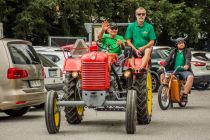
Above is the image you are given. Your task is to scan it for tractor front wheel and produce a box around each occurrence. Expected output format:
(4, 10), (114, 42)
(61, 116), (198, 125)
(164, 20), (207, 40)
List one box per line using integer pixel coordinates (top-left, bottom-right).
(125, 90), (137, 134)
(45, 90), (61, 134)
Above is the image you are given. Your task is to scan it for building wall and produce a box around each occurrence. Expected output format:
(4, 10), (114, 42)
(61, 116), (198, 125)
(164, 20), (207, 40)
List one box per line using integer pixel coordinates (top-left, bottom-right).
(0, 23), (3, 38)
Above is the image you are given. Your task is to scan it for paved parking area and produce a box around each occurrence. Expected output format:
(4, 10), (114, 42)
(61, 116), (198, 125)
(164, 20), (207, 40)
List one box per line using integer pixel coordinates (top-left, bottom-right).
(0, 89), (210, 140)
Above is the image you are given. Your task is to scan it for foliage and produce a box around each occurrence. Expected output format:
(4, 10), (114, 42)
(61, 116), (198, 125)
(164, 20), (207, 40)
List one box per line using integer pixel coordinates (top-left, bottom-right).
(0, 0), (207, 48)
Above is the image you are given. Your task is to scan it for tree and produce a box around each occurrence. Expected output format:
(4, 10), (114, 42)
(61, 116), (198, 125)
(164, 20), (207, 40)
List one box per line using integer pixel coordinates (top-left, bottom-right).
(0, 0), (204, 48)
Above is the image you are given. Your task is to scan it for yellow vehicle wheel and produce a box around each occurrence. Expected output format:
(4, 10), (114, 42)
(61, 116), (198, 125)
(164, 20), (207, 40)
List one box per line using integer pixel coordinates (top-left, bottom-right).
(63, 73), (84, 124)
(147, 72), (153, 117)
(45, 90), (61, 134)
(134, 72), (152, 124)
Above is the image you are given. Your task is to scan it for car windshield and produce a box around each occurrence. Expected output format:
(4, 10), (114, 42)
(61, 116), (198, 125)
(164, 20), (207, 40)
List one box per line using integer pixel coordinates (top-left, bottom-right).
(42, 54), (60, 63)
(161, 49), (170, 58)
(37, 53), (57, 67)
(152, 47), (170, 59)
(193, 53), (210, 61)
(8, 43), (41, 64)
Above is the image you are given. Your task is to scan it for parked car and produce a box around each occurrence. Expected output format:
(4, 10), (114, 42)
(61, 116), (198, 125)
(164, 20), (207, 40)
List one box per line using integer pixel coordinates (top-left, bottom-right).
(0, 39), (46, 117)
(33, 46), (68, 70)
(151, 46), (171, 92)
(37, 53), (63, 91)
(191, 51), (210, 90)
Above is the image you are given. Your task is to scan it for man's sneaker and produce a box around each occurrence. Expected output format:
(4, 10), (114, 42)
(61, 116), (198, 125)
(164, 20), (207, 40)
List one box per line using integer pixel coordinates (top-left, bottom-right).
(181, 94), (188, 102)
(139, 68), (147, 73)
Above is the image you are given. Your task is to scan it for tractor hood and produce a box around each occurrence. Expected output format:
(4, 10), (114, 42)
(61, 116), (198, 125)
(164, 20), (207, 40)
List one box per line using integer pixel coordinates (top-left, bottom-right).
(81, 51), (108, 62)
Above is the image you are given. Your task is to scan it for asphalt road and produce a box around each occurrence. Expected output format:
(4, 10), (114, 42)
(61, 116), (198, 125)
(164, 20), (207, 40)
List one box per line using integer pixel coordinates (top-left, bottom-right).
(0, 89), (210, 140)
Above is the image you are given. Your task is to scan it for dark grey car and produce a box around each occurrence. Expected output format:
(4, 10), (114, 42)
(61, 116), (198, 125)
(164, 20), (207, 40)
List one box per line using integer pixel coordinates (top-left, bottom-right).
(151, 46), (171, 92)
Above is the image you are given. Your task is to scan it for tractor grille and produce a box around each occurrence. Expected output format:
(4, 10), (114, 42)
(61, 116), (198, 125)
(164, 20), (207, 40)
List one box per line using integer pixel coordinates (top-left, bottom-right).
(81, 62), (109, 90)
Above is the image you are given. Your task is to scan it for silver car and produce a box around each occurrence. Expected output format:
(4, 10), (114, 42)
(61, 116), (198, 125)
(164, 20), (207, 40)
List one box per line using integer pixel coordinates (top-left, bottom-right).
(0, 39), (46, 117)
(191, 51), (210, 90)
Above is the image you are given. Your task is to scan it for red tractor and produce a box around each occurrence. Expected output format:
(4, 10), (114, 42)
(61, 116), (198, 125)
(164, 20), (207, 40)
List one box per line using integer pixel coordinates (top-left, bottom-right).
(45, 38), (153, 134)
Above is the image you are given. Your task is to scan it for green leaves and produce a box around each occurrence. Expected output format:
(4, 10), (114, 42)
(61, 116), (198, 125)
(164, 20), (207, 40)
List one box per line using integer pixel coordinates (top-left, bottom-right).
(0, 0), (206, 47)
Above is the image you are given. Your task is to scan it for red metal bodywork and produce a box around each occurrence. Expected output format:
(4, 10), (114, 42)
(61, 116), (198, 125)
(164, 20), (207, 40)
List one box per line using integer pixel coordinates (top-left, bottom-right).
(62, 44), (151, 91)
(63, 58), (81, 72)
(124, 58), (150, 71)
(134, 58), (143, 70)
(81, 51), (110, 90)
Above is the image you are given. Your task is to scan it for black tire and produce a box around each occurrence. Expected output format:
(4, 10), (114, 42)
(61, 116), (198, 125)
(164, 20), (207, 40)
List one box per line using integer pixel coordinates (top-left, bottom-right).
(158, 85), (170, 110)
(63, 73), (84, 124)
(125, 90), (137, 134)
(178, 101), (187, 107)
(134, 72), (152, 124)
(4, 107), (30, 117)
(193, 83), (209, 90)
(45, 90), (61, 134)
(34, 103), (45, 109)
(151, 73), (160, 92)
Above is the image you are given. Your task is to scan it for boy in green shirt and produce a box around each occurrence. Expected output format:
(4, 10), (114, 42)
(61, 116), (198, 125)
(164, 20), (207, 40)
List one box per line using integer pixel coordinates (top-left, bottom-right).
(98, 21), (125, 69)
(98, 20), (125, 56)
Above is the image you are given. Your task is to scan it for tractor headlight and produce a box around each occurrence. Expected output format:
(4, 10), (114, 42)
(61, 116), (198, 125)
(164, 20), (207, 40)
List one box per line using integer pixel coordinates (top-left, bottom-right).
(124, 70), (131, 78)
(90, 54), (96, 60)
(72, 72), (78, 78)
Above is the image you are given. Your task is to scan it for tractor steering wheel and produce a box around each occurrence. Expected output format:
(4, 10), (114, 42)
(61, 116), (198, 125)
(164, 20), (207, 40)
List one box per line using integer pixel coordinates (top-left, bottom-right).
(96, 38), (120, 52)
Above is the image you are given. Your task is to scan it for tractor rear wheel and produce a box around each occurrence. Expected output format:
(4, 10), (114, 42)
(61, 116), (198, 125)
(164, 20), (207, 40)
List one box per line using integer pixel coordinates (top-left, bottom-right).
(125, 90), (137, 134)
(63, 73), (84, 124)
(133, 72), (152, 124)
(45, 90), (61, 134)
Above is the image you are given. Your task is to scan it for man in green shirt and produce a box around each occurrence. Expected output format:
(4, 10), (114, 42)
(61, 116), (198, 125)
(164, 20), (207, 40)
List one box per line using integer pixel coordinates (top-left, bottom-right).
(98, 20), (125, 56)
(124, 7), (156, 71)
(160, 38), (194, 102)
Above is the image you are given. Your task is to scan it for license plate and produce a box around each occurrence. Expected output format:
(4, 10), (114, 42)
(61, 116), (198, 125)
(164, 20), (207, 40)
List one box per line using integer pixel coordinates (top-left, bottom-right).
(30, 80), (41, 88)
(206, 66), (210, 70)
(49, 70), (57, 77)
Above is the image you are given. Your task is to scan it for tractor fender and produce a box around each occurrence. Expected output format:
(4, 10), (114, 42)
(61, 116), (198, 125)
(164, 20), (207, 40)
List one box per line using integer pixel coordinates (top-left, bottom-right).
(63, 58), (81, 72)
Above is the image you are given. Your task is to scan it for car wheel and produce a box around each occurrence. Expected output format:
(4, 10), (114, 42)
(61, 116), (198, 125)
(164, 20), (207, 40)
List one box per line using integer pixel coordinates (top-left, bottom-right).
(4, 107), (30, 117)
(194, 83), (209, 90)
(34, 103), (45, 109)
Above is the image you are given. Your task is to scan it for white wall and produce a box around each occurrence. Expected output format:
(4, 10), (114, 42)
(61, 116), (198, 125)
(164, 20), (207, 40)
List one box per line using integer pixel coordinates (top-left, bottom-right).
(0, 23), (3, 38)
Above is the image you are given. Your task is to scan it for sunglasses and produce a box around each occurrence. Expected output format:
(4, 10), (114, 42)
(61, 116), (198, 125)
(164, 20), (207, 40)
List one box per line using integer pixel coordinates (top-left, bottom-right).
(110, 26), (118, 30)
(136, 13), (146, 16)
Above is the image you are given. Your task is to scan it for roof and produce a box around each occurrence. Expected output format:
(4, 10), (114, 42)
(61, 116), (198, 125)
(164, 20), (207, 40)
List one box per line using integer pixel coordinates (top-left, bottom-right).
(0, 38), (31, 45)
(153, 46), (171, 49)
(33, 46), (63, 51)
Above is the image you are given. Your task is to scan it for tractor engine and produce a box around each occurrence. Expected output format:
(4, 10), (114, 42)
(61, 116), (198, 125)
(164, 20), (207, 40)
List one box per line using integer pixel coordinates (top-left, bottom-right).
(81, 51), (110, 91)
(80, 51), (111, 107)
